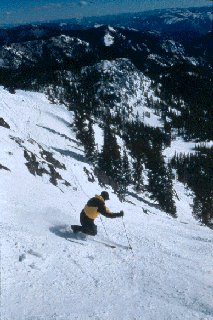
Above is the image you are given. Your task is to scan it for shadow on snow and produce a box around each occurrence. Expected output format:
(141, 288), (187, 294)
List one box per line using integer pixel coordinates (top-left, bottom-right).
(49, 224), (82, 240)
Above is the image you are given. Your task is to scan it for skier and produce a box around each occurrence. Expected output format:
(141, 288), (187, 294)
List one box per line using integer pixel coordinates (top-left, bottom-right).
(71, 191), (124, 236)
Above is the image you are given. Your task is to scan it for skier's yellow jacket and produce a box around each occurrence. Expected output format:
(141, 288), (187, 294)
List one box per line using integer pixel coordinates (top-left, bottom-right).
(84, 194), (111, 220)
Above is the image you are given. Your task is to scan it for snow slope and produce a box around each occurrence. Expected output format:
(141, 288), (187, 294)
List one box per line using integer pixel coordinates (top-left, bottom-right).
(0, 87), (213, 320)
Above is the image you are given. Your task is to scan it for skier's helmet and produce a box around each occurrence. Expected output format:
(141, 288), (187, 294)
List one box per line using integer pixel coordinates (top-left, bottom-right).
(101, 191), (109, 200)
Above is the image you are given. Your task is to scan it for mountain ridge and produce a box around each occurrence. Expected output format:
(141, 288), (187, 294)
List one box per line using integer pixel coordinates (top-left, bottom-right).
(1, 6), (211, 31)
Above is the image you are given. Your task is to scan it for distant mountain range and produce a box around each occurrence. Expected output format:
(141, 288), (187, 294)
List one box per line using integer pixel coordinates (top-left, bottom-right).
(79, 6), (212, 34)
(1, 6), (212, 32)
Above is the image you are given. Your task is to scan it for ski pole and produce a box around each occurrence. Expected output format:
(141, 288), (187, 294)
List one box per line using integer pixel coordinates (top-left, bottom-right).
(121, 217), (132, 251)
(100, 215), (110, 239)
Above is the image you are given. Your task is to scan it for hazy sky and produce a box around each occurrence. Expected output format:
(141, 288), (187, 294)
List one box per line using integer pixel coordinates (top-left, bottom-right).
(0, 0), (212, 25)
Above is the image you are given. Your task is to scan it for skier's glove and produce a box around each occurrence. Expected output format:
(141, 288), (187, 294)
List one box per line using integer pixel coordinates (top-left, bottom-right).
(110, 211), (124, 218)
(119, 210), (124, 217)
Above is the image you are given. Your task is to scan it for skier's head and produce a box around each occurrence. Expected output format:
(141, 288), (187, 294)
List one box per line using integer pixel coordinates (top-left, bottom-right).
(101, 191), (110, 201)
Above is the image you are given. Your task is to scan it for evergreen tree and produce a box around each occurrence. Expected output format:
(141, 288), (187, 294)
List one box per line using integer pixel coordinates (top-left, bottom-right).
(148, 152), (176, 216)
(171, 147), (213, 226)
(118, 149), (132, 200)
(98, 126), (122, 189)
(74, 111), (96, 163)
(84, 120), (96, 162)
(132, 156), (144, 192)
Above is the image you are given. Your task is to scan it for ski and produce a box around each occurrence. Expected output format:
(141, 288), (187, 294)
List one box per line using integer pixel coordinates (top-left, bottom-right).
(98, 239), (130, 250)
(67, 237), (116, 248)
(94, 238), (131, 250)
(66, 231), (129, 250)
(66, 231), (87, 246)
(66, 238), (86, 246)
(66, 234), (116, 248)
(91, 238), (116, 249)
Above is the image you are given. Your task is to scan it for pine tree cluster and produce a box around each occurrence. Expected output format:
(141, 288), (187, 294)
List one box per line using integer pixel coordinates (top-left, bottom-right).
(171, 147), (213, 227)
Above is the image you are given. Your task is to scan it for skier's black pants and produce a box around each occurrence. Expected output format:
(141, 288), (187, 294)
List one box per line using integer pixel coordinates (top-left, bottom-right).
(80, 210), (97, 236)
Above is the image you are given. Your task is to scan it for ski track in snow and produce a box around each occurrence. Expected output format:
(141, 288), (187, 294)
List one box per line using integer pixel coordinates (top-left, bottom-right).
(0, 87), (213, 320)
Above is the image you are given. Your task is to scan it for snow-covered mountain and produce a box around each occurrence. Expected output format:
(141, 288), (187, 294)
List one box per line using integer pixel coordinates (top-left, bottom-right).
(0, 8), (212, 223)
(0, 35), (91, 69)
(1, 87), (213, 320)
